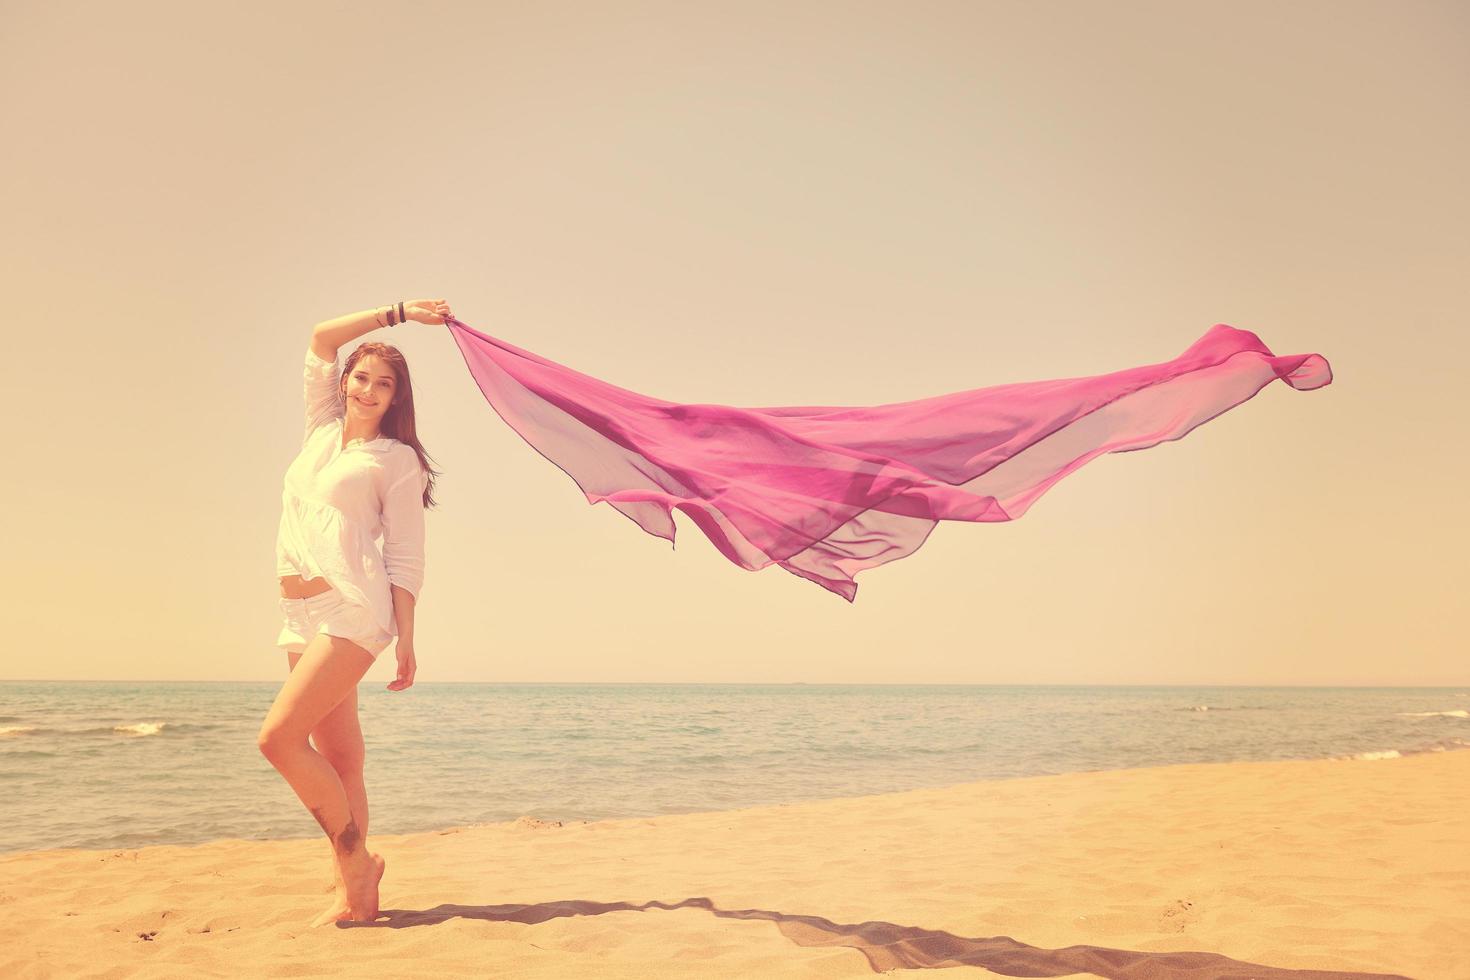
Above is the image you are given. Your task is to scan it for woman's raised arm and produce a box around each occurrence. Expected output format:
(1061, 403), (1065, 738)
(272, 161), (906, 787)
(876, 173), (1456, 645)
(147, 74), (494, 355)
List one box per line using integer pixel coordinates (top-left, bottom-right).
(312, 307), (393, 359)
(313, 299), (453, 358)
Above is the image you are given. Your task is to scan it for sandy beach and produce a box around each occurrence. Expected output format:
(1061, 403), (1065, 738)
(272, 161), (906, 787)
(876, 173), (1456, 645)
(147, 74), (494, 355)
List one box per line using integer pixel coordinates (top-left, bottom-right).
(5, 748), (1465, 979)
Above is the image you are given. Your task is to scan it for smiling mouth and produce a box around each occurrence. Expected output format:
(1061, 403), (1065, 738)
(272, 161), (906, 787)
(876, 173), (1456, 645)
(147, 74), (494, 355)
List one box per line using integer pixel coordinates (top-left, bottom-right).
(355, 398), (377, 407)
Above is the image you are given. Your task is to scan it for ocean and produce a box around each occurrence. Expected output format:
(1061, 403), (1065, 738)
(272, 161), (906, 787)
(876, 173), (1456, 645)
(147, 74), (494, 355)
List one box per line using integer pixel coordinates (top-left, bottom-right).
(2, 681), (1466, 855)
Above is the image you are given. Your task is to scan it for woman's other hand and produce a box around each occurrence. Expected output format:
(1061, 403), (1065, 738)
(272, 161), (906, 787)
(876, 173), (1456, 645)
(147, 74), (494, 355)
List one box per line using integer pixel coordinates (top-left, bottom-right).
(387, 639), (417, 692)
(405, 298), (453, 325)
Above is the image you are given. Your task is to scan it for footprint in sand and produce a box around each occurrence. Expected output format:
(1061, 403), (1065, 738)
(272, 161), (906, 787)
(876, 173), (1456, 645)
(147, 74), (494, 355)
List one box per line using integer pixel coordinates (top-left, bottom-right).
(1159, 898), (1197, 933)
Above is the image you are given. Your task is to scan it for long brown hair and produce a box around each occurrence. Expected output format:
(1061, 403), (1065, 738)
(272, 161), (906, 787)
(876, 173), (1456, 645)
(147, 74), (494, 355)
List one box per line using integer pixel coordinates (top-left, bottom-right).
(341, 341), (441, 509)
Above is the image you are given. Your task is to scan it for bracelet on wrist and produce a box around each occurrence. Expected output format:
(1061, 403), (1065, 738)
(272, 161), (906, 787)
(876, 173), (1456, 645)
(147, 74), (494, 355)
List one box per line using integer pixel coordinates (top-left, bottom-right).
(376, 301), (406, 329)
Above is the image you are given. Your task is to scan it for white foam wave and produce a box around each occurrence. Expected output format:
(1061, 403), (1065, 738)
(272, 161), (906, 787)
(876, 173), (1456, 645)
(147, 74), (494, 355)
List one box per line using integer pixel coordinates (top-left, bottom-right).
(1182, 705), (1260, 712)
(113, 722), (167, 737)
(1396, 710), (1469, 719)
(1332, 737), (1470, 762)
(0, 725), (37, 737)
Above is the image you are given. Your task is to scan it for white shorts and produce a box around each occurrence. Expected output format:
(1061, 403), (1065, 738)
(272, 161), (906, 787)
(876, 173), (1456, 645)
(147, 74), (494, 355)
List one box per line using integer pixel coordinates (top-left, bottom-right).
(276, 585), (393, 659)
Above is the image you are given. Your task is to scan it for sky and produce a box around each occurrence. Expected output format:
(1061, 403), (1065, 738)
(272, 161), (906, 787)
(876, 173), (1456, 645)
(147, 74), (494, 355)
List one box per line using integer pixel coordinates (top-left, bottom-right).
(1, 0), (1464, 684)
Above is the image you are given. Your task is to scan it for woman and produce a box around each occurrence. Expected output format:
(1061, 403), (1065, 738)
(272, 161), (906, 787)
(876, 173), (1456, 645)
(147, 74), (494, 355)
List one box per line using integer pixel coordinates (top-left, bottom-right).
(257, 299), (448, 926)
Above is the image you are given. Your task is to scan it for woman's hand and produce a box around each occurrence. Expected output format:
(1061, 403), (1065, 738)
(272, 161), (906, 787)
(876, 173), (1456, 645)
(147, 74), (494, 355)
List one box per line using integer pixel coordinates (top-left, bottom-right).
(404, 298), (454, 325)
(387, 638), (417, 692)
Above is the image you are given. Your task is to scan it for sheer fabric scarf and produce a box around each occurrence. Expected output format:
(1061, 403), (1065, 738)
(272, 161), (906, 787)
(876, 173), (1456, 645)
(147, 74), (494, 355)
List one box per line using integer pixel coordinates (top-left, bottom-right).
(446, 318), (1330, 602)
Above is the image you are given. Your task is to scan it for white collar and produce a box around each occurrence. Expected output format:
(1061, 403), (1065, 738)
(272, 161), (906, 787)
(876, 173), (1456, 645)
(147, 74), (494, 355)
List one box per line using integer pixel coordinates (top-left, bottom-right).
(332, 417), (398, 454)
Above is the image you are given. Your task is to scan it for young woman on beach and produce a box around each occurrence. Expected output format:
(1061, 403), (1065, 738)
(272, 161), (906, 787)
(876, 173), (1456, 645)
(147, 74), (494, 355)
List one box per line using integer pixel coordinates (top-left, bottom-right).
(257, 299), (448, 926)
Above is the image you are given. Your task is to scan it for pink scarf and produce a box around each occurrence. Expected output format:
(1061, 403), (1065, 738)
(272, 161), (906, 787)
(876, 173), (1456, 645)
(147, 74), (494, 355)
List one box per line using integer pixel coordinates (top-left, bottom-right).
(446, 319), (1331, 601)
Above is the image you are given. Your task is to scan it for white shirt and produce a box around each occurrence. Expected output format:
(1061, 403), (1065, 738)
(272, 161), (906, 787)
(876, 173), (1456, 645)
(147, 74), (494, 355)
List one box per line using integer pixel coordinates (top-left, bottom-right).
(275, 346), (427, 641)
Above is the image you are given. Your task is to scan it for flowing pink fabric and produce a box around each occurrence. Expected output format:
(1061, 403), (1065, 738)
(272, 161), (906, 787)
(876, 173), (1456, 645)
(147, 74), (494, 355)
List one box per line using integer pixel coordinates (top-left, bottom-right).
(446, 318), (1331, 601)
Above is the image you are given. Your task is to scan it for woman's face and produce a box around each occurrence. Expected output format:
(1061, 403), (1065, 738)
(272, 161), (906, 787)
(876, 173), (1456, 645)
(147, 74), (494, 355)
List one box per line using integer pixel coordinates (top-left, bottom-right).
(343, 355), (398, 427)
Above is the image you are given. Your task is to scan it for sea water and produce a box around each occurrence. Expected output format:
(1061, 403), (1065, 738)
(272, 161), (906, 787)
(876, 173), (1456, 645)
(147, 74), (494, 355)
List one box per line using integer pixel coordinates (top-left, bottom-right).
(1, 681), (1466, 854)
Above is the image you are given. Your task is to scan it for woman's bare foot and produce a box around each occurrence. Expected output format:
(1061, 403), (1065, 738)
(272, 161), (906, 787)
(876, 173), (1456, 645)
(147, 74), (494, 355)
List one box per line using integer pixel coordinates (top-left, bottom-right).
(311, 851), (385, 927)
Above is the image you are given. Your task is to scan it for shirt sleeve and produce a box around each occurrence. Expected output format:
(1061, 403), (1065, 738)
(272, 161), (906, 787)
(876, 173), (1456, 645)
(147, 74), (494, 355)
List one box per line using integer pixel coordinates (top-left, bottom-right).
(304, 346), (344, 441)
(381, 464), (427, 601)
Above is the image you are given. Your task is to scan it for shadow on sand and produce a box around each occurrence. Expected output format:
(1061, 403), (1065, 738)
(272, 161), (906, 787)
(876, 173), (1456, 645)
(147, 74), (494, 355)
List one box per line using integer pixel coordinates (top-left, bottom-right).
(334, 896), (1413, 979)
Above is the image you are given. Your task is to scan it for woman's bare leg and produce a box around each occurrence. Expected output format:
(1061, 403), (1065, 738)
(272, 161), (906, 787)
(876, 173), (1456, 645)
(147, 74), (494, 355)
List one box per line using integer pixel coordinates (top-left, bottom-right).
(288, 654), (370, 833)
(259, 633), (381, 922)
(288, 650), (378, 922)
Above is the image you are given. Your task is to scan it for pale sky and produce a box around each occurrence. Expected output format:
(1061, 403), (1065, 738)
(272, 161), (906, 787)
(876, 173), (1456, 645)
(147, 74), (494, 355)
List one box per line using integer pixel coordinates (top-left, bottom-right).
(2, 0), (1464, 684)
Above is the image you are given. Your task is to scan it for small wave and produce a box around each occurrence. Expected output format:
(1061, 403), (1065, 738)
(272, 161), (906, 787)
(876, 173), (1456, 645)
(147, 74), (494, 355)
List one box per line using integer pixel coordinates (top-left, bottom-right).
(1396, 710), (1468, 719)
(1178, 705), (1269, 712)
(0, 723), (184, 739)
(49, 722), (174, 737)
(1407, 737), (1470, 754)
(113, 722), (168, 737)
(1331, 737), (1470, 762)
